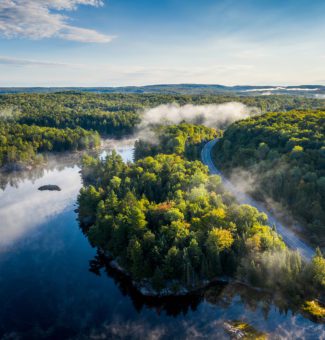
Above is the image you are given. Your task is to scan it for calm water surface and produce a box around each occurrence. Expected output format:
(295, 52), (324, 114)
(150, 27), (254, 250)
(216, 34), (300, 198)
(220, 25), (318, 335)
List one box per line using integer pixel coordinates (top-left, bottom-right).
(0, 144), (323, 339)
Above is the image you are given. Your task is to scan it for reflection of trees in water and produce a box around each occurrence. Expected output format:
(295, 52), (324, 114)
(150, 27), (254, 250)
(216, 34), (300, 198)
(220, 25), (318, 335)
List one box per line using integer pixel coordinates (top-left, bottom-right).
(0, 150), (92, 190)
(0, 141), (132, 191)
(89, 251), (203, 316)
(205, 281), (302, 320)
(89, 250), (303, 319)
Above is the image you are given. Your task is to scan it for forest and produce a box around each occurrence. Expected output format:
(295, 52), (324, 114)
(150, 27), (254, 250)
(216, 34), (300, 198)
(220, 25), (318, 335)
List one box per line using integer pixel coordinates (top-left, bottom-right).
(78, 123), (324, 305)
(134, 123), (221, 161)
(1, 92), (324, 127)
(1, 92), (324, 169)
(0, 121), (100, 169)
(213, 110), (325, 246)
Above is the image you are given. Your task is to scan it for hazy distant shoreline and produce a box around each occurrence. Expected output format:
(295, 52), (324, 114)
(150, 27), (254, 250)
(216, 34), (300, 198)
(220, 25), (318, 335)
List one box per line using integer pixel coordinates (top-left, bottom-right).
(1, 84), (325, 96)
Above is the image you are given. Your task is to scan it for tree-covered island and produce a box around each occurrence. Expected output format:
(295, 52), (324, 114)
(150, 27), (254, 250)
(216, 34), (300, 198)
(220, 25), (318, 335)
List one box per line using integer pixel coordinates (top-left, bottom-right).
(78, 123), (325, 306)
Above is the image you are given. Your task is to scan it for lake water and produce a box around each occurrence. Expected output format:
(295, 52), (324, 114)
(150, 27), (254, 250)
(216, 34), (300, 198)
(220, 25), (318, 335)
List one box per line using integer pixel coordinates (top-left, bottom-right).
(0, 143), (324, 339)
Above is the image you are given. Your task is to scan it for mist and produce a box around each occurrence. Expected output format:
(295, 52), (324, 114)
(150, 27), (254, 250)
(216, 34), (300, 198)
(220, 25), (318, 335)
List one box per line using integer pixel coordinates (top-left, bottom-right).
(244, 87), (320, 92)
(139, 102), (259, 130)
(0, 105), (17, 118)
(228, 166), (305, 234)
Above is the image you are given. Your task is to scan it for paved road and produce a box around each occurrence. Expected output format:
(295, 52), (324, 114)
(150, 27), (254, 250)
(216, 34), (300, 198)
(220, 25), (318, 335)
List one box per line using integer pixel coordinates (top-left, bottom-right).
(201, 139), (315, 261)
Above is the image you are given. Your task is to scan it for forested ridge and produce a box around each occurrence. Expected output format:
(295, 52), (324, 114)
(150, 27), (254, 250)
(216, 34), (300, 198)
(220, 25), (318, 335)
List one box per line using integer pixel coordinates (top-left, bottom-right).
(213, 110), (325, 246)
(78, 123), (325, 306)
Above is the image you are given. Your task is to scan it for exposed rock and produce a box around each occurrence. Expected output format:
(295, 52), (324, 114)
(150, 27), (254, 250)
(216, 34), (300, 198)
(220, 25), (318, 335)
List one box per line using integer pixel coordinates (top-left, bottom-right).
(38, 185), (61, 191)
(102, 250), (229, 297)
(224, 322), (245, 339)
(224, 321), (267, 339)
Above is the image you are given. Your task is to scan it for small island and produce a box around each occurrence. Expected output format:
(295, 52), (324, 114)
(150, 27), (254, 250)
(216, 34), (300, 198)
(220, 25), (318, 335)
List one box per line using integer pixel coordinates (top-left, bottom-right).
(38, 185), (61, 191)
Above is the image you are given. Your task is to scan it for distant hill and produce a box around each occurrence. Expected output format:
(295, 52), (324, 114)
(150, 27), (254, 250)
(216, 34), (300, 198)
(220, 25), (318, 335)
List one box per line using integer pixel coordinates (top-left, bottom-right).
(0, 84), (325, 97)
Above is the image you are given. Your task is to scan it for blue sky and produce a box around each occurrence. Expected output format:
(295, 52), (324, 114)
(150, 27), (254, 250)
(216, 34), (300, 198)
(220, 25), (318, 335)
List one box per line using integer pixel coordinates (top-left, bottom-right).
(0, 0), (325, 86)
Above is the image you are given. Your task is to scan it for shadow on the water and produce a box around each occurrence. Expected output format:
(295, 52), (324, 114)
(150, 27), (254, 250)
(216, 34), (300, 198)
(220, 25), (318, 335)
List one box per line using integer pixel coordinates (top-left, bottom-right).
(87, 250), (304, 320)
(89, 251), (205, 316)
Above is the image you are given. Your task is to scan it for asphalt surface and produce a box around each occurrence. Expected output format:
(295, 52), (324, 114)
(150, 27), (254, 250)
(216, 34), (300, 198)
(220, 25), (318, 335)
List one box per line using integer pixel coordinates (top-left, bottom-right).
(201, 139), (315, 261)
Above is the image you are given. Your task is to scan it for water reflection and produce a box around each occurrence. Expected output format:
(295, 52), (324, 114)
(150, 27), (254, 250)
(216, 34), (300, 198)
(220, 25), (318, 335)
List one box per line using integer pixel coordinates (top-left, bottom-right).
(89, 251), (203, 317)
(0, 142), (133, 249)
(85, 250), (325, 339)
(0, 152), (83, 191)
(0, 141), (134, 191)
(0, 166), (81, 248)
(88, 250), (293, 319)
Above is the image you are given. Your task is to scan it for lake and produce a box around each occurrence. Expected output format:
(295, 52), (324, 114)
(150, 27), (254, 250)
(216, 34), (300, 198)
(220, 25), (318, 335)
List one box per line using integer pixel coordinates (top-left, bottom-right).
(0, 142), (323, 339)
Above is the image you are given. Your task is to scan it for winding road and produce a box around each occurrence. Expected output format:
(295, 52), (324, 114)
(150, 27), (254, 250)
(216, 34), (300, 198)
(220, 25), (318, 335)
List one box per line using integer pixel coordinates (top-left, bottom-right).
(201, 139), (315, 261)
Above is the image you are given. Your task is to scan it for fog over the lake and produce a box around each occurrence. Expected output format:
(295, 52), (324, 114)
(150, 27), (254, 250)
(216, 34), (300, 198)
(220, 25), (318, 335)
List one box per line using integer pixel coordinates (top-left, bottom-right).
(0, 166), (81, 248)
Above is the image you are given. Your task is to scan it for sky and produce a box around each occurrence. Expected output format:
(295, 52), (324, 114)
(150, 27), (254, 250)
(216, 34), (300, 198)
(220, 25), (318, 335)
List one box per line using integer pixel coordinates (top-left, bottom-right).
(0, 0), (325, 87)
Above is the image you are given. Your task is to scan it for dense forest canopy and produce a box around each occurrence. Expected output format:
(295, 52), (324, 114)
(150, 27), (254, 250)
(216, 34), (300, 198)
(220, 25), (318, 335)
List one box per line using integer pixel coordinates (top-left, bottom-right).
(134, 123), (221, 161)
(0, 92), (323, 169)
(213, 110), (325, 246)
(0, 93), (141, 136)
(78, 123), (324, 302)
(79, 146), (283, 291)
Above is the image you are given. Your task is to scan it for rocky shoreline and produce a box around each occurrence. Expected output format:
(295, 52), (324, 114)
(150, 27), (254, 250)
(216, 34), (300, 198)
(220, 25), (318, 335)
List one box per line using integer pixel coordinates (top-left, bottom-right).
(104, 251), (230, 297)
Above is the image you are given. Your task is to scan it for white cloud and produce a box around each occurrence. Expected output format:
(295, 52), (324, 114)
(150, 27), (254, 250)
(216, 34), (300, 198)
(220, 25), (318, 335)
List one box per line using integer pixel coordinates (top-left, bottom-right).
(0, 59), (256, 86)
(0, 166), (82, 248)
(0, 55), (75, 66)
(0, 55), (324, 87)
(41, 1), (104, 10)
(0, 0), (113, 43)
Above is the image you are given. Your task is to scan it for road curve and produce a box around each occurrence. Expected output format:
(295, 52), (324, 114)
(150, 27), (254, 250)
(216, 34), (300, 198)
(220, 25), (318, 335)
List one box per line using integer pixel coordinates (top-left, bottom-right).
(201, 139), (315, 261)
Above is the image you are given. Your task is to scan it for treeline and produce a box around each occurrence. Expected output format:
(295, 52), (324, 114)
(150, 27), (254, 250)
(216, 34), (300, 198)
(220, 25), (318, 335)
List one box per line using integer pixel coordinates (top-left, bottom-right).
(78, 123), (324, 304)
(134, 123), (221, 161)
(0, 121), (100, 168)
(213, 110), (325, 246)
(0, 93), (141, 136)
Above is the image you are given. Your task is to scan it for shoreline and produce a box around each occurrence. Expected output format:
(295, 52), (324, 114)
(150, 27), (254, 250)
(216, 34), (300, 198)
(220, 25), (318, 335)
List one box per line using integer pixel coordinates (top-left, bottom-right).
(102, 249), (230, 297)
(0, 137), (136, 175)
(101, 250), (325, 323)
(99, 249), (271, 298)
